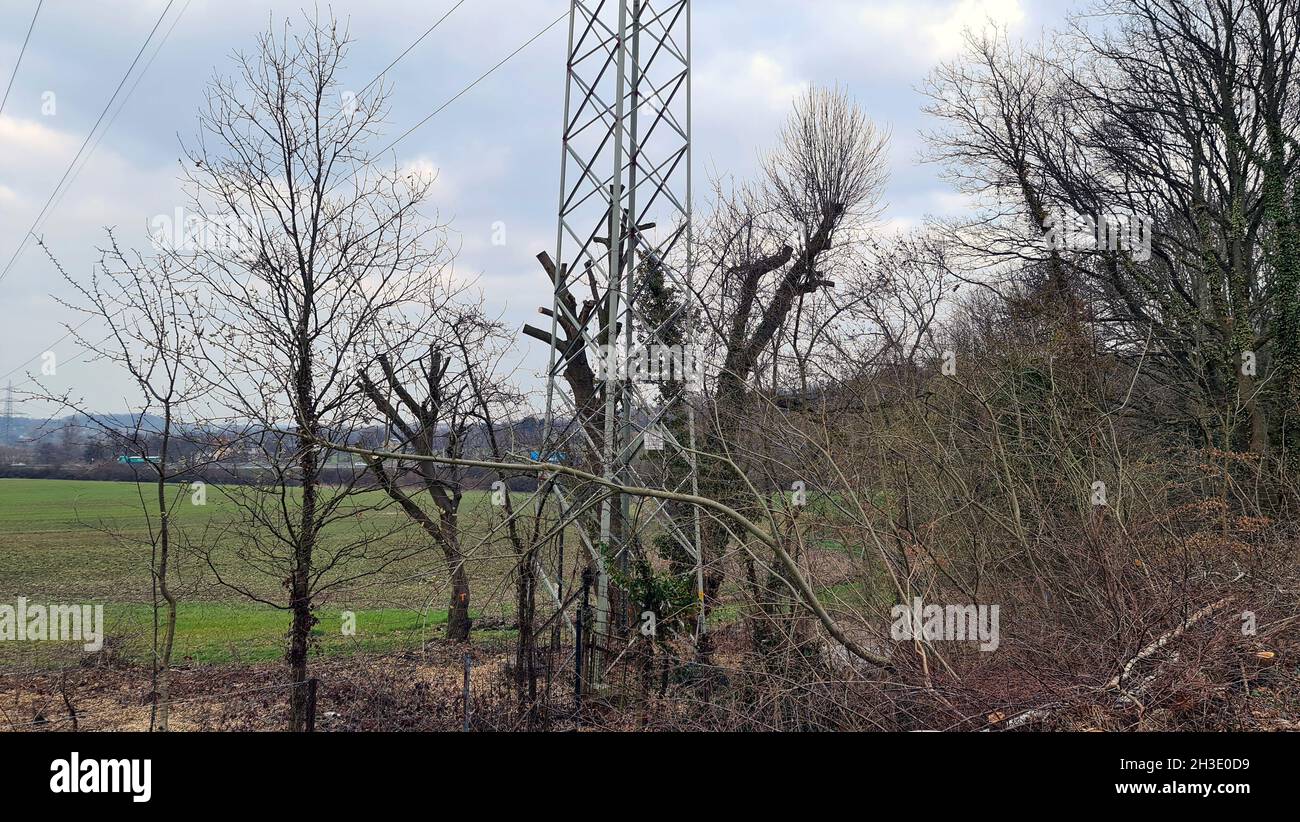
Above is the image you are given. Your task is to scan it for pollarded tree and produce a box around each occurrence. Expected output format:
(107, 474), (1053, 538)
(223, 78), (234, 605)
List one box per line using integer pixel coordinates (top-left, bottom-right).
(693, 86), (890, 641)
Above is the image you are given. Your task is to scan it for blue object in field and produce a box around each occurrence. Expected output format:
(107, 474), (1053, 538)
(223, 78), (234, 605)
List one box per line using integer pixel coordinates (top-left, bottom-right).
(117, 455), (161, 464)
(529, 451), (566, 464)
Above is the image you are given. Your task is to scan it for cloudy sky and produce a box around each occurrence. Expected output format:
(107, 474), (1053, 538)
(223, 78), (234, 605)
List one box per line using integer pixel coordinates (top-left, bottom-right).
(0, 0), (1074, 416)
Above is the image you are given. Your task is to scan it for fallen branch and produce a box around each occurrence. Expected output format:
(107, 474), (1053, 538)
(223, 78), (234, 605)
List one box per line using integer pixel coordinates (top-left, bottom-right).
(1104, 596), (1235, 692)
(991, 596), (1237, 731)
(310, 436), (893, 668)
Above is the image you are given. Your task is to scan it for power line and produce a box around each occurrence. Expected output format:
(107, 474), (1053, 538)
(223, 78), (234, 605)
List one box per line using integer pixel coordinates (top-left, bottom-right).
(0, 0), (42, 119)
(42, 0), (193, 229)
(375, 10), (568, 158)
(9, 0), (453, 290)
(0, 330), (114, 402)
(0, 0), (177, 289)
(0, 0), (189, 395)
(0, 6), (568, 396)
(0, 0), (458, 384)
(0, 316), (98, 385)
(359, 0), (466, 98)
(0, 0), (192, 394)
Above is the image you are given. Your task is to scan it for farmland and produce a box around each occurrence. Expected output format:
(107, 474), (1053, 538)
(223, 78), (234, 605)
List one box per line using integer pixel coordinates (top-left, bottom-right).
(0, 478), (521, 667)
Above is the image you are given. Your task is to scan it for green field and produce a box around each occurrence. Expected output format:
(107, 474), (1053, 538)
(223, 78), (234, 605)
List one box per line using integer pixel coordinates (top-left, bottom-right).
(0, 478), (523, 667)
(0, 478), (881, 670)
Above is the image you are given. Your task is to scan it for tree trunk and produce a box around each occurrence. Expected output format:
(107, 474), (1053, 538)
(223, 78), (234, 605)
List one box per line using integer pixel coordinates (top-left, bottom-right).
(439, 511), (471, 642)
(287, 578), (314, 731)
(447, 562), (472, 642)
(156, 513), (177, 732)
(289, 381), (319, 730)
(515, 549), (537, 719)
(154, 410), (178, 732)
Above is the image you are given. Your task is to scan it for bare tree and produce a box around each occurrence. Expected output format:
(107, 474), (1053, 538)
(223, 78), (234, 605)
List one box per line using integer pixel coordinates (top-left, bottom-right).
(923, 3), (1300, 456)
(360, 290), (557, 714)
(36, 234), (210, 731)
(176, 13), (447, 730)
(693, 86), (890, 643)
(356, 297), (479, 642)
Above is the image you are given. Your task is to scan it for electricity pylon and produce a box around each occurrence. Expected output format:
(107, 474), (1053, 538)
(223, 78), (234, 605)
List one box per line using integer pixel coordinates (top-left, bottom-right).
(2, 381), (13, 444)
(533, 0), (700, 684)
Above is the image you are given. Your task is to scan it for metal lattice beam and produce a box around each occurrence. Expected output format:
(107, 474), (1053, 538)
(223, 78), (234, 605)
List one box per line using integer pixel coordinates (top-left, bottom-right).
(537, 0), (699, 680)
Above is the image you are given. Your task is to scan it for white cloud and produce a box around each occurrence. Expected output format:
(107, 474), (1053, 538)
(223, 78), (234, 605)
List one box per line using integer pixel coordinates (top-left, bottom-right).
(0, 115), (80, 165)
(858, 0), (1026, 61)
(691, 49), (806, 182)
(402, 156), (444, 192)
(745, 53), (805, 111)
(927, 0), (1026, 56)
(876, 216), (918, 236)
(0, 184), (19, 207)
(1, 0), (1066, 414)
(697, 49), (804, 116)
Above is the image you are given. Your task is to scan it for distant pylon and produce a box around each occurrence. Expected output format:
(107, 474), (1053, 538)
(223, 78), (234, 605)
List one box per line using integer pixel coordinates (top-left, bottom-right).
(532, 0), (699, 683)
(2, 381), (13, 444)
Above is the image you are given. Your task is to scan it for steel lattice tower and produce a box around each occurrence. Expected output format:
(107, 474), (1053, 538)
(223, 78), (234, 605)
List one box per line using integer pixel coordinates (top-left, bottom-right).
(536, 0), (700, 678)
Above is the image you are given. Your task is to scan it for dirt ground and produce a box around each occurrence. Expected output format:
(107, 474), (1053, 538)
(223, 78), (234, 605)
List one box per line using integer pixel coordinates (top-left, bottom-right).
(0, 640), (525, 732)
(3, 621), (1296, 732)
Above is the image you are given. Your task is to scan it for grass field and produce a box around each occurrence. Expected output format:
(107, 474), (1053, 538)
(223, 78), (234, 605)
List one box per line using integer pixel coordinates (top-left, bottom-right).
(0, 478), (522, 668)
(0, 478), (878, 671)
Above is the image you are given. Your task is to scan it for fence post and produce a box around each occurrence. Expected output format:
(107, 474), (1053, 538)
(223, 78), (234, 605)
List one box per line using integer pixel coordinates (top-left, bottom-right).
(575, 567), (592, 715)
(462, 652), (472, 732)
(305, 678), (318, 732)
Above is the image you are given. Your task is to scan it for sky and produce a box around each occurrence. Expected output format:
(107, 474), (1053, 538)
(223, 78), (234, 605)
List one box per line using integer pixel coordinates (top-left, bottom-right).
(0, 0), (1077, 417)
